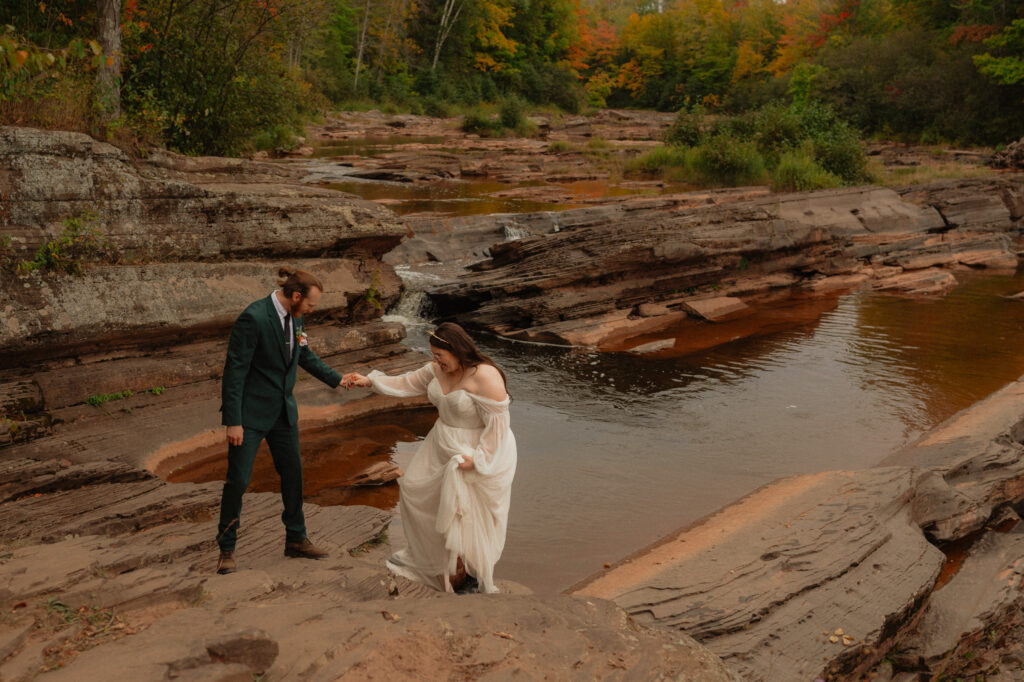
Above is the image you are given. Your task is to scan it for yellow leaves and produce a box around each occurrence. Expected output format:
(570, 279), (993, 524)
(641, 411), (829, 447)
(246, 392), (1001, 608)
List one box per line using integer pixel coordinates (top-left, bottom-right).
(732, 41), (766, 82)
(823, 628), (856, 646)
(474, 53), (500, 72)
(465, 0), (518, 70)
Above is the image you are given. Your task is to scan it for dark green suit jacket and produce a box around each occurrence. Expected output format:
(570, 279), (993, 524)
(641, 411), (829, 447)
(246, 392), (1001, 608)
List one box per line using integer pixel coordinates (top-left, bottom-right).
(221, 296), (342, 430)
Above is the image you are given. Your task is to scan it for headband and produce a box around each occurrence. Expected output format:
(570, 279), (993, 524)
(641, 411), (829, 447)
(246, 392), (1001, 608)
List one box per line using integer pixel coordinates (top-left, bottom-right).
(429, 331), (452, 347)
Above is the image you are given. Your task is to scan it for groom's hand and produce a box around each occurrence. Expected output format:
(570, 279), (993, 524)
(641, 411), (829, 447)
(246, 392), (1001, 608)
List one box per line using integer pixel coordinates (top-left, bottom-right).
(341, 372), (371, 389)
(226, 425), (244, 446)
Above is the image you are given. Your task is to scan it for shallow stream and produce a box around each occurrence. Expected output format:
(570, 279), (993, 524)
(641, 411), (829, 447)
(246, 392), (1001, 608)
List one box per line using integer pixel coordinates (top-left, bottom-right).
(399, 270), (1024, 591)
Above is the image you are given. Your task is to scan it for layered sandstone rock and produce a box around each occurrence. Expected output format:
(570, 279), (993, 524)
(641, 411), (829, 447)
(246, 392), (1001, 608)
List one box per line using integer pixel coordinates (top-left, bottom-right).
(0, 126), (412, 454)
(428, 178), (1024, 350)
(574, 374), (1024, 682)
(0, 458), (740, 681)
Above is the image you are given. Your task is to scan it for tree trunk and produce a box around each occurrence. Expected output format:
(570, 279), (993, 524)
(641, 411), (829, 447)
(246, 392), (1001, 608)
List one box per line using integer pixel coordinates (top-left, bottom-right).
(374, 0), (397, 86)
(431, 0), (463, 72)
(353, 0), (372, 91)
(95, 0), (122, 124)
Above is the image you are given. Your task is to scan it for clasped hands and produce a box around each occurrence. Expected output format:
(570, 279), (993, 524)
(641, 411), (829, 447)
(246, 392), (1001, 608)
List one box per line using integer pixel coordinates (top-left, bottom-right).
(340, 372), (371, 389)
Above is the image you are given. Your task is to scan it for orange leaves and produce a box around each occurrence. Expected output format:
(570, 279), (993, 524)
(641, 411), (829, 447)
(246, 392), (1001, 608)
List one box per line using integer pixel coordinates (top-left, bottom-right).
(949, 24), (1000, 45)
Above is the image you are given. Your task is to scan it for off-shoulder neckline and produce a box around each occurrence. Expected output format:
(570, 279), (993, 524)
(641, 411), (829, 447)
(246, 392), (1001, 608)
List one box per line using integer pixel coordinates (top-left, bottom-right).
(427, 364), (509, 403)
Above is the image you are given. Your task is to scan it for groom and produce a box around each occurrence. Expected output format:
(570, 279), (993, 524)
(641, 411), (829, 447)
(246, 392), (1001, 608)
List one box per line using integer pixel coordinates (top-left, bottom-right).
(216, 267), (343, 574)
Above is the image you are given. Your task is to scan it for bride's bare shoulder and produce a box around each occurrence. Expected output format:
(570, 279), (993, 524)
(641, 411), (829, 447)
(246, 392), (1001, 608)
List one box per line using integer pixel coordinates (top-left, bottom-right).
(469, 363), (507, 401)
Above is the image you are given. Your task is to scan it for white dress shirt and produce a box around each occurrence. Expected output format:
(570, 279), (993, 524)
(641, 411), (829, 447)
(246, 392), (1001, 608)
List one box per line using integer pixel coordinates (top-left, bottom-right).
(270, 291), (293, 357)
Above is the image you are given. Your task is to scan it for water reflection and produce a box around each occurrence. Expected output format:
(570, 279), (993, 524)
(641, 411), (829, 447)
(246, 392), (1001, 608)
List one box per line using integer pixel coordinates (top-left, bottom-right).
(848, 272), (1024, 425)
(467, 269), (1024, 592)
(325, 179), (568, 216)
(168, 269), (1024, 593)
(165, 410), (437, 509)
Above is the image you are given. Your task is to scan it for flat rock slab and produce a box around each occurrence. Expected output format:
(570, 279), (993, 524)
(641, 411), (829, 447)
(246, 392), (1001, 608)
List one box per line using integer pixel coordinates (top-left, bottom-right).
(771, 186), (945, 236)
(682, 296), (750, 321)
(39, 594), (740, 682)
(575, 468), (946, 681)
(0, 459), (739, 682)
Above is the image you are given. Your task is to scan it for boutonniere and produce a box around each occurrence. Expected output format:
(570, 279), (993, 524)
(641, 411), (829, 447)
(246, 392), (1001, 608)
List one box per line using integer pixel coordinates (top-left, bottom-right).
(296, 329), (308, 347)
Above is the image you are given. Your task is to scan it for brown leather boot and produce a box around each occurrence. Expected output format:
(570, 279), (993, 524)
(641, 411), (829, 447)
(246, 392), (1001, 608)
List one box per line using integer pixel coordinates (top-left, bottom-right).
(216, 550), (237, 574)
(284, 538), (329, 559)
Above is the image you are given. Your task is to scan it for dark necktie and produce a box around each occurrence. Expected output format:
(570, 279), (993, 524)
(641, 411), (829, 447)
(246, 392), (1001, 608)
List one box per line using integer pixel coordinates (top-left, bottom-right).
(284, 314), (292, 357)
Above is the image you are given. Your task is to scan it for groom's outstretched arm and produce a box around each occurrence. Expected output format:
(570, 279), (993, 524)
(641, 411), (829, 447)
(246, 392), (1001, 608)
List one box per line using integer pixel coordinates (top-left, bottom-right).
(298, 345), (342, 388)
(221, 310), (258, 426)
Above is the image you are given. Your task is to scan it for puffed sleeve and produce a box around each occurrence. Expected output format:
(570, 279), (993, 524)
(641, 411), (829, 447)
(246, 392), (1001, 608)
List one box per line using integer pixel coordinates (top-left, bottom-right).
(466, 395), (517, 478)
(366, 362), (435, 397)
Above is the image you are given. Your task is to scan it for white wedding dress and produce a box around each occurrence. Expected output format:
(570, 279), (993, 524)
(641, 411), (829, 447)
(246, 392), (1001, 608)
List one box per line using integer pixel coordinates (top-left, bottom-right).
(367, 362), (517, 594)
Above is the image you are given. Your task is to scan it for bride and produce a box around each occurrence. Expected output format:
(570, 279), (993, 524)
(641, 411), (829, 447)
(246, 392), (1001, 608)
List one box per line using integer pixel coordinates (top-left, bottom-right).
(342, 322), (516, 594)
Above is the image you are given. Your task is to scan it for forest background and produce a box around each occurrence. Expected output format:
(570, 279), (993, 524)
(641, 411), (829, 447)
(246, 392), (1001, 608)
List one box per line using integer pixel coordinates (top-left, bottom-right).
(1, 0), (1022, 160)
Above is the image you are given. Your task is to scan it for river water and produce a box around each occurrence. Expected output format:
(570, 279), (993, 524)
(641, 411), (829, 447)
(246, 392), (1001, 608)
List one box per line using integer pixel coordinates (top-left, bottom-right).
(387, 270), (1024, 592)
(168, 143), (1024, 592)
(168, 268), (1024, 592)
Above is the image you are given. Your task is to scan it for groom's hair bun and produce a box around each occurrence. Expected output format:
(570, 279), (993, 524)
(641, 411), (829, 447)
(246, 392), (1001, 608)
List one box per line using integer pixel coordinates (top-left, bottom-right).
(277, 267), (325, 298)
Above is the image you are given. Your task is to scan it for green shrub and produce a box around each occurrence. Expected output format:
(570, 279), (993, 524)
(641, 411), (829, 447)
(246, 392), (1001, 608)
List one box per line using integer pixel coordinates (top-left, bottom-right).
(251, 124), (302, 154)
(499, 97), (526, 130)
(625, 146), (689, 174)
(811, 123), (867, 183)
(752, 102), (806, 155)
(664, 106), (706, 147)
(688, 135), (767, 186)
(461, 109), (501, 136)
(771, 151), (843, 191)
(548, 140), (577, 153)
(86, 390), (134, 407)
(21, 212), (112, 275)
(422, 96), (452, 118)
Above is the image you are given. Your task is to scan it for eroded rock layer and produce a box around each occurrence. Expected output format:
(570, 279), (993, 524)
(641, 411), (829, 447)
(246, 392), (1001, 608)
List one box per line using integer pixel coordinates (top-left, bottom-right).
(0, 126), (411, 454)
(574, 374), (1024, 681)
(429, 178), (1024, 350)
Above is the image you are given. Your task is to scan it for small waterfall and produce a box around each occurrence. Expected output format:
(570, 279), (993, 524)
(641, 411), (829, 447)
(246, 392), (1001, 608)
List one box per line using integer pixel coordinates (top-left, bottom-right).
(383, 265), (440, 348)
(386, 289), (430, 323)
(503, 221), (531, 241)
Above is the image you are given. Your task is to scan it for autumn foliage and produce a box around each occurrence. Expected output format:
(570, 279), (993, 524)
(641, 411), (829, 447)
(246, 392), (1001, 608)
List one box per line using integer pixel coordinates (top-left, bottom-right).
(1, 0), (1022, 152)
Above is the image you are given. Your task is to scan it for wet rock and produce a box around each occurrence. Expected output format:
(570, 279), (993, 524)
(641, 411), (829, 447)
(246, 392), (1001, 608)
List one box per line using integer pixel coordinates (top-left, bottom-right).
(682, 297), (750, 321)
(427, 178), (1022, 350)
(894, 529), (1024, 679)
(629, 338), (676, 354)
(873, 268), (958, 296)
(343, 461), (402, 487)
(574, 373), (1024, 682)
(576, 467), (945, 682)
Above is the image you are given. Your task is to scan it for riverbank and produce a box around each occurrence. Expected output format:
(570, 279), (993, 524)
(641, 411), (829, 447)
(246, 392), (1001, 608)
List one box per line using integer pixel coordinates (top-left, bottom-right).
(572, 374), (1024, 681)
(3, 120), (1024, 680)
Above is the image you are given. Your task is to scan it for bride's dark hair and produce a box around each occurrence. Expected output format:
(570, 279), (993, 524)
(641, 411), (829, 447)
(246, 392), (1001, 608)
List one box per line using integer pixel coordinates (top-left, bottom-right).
(429, 322), (507, 390)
